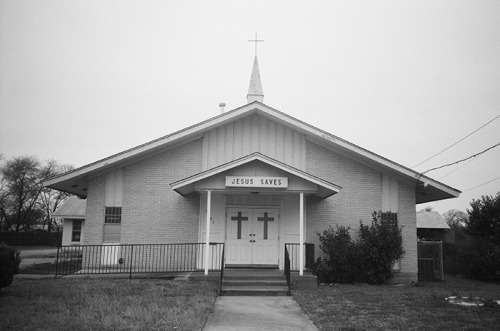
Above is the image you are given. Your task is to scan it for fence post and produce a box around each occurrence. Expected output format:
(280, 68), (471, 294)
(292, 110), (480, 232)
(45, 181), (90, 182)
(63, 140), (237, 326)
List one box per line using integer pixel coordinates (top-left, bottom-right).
(129, 245), (134, 279)
(55, 246), (60, 278)
(440, 241), (444, 281)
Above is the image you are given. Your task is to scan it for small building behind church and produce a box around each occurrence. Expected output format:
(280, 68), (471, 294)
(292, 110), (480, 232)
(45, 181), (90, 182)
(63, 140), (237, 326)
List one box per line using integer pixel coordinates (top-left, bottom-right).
(45, 56), (460, 283)
(417, 210), (454, 243)
(52, 196), (86, 246)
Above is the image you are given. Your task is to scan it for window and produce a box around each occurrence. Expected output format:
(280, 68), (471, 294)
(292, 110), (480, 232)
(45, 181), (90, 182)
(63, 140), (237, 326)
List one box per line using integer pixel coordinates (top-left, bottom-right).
(72, 220), (82, 242)
(105, 207), (122, 224)
(382, 212), (398, 228)
(103, 207), (121, 243)
(381, 212), (400, 270)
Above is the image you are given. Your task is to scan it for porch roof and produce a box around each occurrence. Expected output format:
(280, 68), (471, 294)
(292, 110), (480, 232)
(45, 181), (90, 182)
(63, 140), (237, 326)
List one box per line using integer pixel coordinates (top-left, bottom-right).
(170, 152), (342, 198)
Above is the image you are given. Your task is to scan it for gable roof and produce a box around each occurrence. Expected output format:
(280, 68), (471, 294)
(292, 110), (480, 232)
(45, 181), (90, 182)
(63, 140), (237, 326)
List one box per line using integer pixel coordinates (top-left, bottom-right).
(52, 196), (86, 219)
(171, 152), (341, 198)
(44, 101), (460, 203)
(417, 211), (450, 229)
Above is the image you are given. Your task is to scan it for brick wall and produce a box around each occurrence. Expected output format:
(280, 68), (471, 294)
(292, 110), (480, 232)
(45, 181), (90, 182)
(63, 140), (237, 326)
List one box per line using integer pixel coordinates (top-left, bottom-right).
(121, 139), (203, 244)
(305, 141), (381, 245)
(398, 181), (417, 273)
(83, 176), (106, 245)
(84, 139), (203, 246)
(305, 140), (417, 277)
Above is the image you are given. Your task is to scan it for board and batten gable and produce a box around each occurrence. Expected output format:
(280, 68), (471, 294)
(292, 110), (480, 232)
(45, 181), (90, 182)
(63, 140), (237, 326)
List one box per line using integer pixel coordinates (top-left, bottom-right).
(202, 113), (307, 170)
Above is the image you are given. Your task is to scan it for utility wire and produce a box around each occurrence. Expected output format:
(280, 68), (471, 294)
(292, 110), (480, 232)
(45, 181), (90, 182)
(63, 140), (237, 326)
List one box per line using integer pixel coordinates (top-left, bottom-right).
(413, 113), (500, 168)
(464, 176), (500, 193)
(420, 141), (500, 176)
(438, 157), (479, 180)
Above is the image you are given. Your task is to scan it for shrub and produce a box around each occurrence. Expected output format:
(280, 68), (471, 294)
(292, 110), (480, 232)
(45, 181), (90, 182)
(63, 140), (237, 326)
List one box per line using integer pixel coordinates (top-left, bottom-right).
(313, 211), (404, 284)
(314, 225), (357, 283)
(444, 236), (500, 282)
(355, 212), (405, 284)
(0, 242), (21, 291)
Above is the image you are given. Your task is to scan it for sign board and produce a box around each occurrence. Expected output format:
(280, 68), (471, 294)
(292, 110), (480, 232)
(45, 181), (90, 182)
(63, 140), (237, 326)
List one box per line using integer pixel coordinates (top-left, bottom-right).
(225, 176), (288, 188)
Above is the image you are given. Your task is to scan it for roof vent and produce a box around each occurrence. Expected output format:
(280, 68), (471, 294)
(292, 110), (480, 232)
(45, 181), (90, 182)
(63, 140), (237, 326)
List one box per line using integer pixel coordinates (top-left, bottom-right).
(219, 102), (226, 114)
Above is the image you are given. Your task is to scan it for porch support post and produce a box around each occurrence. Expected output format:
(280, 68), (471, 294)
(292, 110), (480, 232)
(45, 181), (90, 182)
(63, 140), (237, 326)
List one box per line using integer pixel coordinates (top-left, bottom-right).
(299, 192), (304, 276)
(205, 190), (212, 275)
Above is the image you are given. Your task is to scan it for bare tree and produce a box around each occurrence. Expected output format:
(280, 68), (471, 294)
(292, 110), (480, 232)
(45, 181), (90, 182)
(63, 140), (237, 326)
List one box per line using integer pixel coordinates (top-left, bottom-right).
(0, 156), (42, 231)
(418, 206), (435, 212)
(38, 161), (73, 232)
(0, 156), (72, 232)
(443, 209), (468, 229)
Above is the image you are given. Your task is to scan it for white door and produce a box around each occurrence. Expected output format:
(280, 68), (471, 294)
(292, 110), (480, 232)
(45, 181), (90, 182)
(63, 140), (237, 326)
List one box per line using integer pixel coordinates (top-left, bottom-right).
(226, 209), (253, 265)
(226, 208), (279, 266)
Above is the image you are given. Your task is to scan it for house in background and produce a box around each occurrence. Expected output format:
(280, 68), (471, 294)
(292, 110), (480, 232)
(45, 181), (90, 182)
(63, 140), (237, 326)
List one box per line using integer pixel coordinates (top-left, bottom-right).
(44, 56), (461, 283)
(417, 211), (454, 243)
(53, 196), (86, 246)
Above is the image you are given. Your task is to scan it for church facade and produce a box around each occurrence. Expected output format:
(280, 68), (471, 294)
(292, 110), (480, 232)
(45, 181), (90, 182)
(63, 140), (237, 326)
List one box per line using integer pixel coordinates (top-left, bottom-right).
(46, 57), (460, 282)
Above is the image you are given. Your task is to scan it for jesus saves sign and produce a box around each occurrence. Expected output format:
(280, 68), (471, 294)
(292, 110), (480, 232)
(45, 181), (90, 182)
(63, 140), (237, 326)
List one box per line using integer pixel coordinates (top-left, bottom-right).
(225, 176), (288, 188)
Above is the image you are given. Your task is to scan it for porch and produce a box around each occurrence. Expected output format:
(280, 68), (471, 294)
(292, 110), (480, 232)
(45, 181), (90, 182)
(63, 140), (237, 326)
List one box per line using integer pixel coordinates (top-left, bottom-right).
(54, 242), (317, 290)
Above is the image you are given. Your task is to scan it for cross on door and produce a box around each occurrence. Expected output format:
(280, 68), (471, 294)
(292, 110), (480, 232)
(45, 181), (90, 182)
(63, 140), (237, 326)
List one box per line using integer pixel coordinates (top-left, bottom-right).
(257, 212), (274, 240)
(231, 211), (248, 239)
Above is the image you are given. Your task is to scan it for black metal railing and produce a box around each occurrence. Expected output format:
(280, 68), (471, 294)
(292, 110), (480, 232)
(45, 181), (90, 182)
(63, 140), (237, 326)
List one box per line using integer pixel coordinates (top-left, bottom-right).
(284, 245), (291, 290)
(219, 244), (225, 294)
(55, 243), (224, 277)
(284, 243), (315, 271)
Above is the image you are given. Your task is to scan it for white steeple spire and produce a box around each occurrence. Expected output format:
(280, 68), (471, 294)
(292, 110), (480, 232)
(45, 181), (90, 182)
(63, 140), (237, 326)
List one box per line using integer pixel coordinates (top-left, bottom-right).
(247, 56), (264, 103)
(247, 34), (264, 103)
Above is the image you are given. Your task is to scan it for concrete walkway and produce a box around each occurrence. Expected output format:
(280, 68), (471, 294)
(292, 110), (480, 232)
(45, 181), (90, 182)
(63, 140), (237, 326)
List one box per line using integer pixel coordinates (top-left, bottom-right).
(203, 296), (318, 331)
(17, 247), (58, 267)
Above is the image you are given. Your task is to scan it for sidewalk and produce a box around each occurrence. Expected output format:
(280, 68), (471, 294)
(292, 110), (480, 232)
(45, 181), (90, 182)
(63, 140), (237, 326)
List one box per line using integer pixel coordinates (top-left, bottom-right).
(203, 296), (318, 331)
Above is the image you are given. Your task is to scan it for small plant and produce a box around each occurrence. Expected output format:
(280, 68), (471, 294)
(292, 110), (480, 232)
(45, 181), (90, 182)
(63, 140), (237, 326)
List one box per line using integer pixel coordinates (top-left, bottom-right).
(0, 242), (21, 292)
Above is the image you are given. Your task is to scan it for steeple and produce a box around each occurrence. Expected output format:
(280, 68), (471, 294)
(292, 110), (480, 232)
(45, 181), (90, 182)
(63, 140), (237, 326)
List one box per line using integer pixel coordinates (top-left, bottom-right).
(247, 56), (264, 103)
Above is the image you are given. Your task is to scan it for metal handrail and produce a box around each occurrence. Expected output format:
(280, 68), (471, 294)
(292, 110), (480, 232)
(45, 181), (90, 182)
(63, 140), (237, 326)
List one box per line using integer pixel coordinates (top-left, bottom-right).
(219, 244), (225, 294)
(55, 243), (225, 276)
(284, 245), (291, 291)
(284, 243), (315, 271)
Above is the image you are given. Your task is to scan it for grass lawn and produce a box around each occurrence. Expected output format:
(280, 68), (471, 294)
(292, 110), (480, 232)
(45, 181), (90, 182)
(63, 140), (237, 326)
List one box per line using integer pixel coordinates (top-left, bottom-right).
(19, 262), (58, 274)
(0, 278), (218, 331)
(293, 276), (500, 330)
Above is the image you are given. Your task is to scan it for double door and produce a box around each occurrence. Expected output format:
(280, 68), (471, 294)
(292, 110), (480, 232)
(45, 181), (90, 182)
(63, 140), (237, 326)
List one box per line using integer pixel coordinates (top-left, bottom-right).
(226, 208), (279, 266)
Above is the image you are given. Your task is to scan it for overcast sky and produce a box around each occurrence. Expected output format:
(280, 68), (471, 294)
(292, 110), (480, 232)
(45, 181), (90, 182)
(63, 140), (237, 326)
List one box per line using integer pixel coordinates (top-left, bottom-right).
(1, 1), (499, 214)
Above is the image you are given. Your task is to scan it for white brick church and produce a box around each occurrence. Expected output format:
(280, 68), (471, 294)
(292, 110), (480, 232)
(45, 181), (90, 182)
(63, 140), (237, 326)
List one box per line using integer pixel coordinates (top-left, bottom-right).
(46, 55), (460, 282)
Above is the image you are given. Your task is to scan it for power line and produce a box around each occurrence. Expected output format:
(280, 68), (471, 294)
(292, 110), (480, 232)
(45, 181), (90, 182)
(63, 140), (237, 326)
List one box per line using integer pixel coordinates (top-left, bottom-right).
(438, 157), (479, 180)
(414, 113), (500, 168)
(421, 141), (500, 176)
(464, 176), (500, 193)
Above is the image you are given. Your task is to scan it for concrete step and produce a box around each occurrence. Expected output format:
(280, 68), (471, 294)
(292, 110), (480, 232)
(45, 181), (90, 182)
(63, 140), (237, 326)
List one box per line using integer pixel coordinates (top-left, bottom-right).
(220, 268), (290, 296)
(223, 275), (285, 281)
(221, 286), (290, 296)
(222, 279), (288, 287)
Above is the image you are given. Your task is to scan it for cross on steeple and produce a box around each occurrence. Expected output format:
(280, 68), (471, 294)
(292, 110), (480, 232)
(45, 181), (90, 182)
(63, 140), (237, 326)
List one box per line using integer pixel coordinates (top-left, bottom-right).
(248, 33), (264, 57)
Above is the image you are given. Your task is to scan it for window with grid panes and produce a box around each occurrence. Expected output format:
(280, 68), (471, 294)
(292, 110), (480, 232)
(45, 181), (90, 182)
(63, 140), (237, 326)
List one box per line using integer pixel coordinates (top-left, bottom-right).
(382, 212), (398, 224)
(105, 207), (122, 224)
(103, 207), (121, 242)
(71, 220), (82, 242)
(382, 212), (401, 270)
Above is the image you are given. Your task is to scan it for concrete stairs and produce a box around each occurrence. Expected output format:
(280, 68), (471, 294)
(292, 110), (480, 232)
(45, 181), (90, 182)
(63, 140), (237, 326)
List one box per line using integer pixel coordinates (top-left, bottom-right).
(220, 268), (290, 296)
